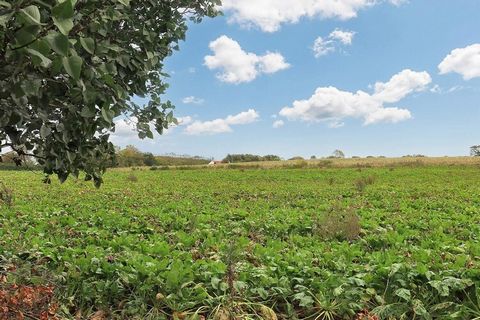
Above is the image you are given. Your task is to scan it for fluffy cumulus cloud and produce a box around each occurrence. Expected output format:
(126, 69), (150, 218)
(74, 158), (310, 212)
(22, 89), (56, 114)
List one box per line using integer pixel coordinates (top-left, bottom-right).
(313, 28), (356, 57)
(221, 0), (404, 32)
(182, 96), (205, 105)
(438, 44), (480, 80)
(204, 35), (290, 84)
(184, 109), (259, 135)
(279, 69), (431, 126)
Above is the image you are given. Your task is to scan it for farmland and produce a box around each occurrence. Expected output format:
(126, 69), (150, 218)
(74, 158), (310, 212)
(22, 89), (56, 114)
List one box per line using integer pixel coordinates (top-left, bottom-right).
(1, 161), (480, 319)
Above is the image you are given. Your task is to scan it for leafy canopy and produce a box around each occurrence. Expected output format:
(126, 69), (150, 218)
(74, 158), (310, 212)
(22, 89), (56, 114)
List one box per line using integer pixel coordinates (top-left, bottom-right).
(0, 0), (220, 186)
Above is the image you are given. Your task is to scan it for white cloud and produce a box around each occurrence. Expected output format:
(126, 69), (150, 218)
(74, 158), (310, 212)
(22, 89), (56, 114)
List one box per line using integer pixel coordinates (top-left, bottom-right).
(329, 29), (355, 45)
(221, 0), (403, 33)
(328, 120), (345, 128)
(182, 96), (205, 105)
(204, 35), (290, 84)
(438, 44), (480, 80)
(184, 109), (259, 135)
(313, 37), (336, 57)
(272, 120), (285, 128)
(279, 69), (431, 126)
(313, 29), (355, 57)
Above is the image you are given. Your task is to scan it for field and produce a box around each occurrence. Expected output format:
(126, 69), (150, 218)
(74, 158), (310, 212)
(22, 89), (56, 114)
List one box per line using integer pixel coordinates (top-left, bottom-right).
(1, 161), (480, 319)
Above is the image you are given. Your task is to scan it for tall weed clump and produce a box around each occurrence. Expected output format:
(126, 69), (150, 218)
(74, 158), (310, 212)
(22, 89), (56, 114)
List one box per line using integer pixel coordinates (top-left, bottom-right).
(0, 182), (13, 207)
(314, 205), (361, 241)
(355, 176), (376, 193)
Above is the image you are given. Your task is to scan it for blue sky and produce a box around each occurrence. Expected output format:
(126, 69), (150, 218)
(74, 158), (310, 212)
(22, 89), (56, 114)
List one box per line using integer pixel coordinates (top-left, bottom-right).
(113, 0), (480, 159)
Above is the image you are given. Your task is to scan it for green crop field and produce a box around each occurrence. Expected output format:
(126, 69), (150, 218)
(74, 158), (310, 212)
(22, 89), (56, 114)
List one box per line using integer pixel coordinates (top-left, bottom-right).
(1, 164), (480, 319)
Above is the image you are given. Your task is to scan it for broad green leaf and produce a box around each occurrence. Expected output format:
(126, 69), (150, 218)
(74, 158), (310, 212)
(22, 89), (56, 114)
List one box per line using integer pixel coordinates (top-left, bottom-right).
(51, 0), (74, 34)
(40, 124), (51, 138)
(79, 37), (95, 54)
(395, 288), (411, 302)
(0, 1), (11, 8)
(45, 32), (69, 56)
(19, 5), (42, 25)
(26, 48), (52, 68)
(52, 16), (73, 35)
(52, 0), (74, 19)
(101, 107), (114, 123)
(62, 55), (83, 80)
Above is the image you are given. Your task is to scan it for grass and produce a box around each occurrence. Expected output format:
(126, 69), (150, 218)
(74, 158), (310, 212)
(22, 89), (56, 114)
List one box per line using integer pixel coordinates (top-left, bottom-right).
(1, 163), (480, 319)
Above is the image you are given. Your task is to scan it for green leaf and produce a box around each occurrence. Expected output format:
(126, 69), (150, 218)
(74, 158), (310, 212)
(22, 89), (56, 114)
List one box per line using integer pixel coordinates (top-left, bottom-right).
(45, 32), (69, 56)
(52, 0), (74, 19)
(52, 16), (73, 35)
(0, 1), (11, 8)
(79, 37), (95, 54)
(26, 48), (52, 68)
(40, 124), (51, 138)
(395, 288), (411, 302)
(19, 5), (42, 25)
(0, 12), (13, 27)
(412, 299), (428, 316)
(51, 1), (74, 35)
(101, 107), (114, 123)
(62, 55), (83, 80)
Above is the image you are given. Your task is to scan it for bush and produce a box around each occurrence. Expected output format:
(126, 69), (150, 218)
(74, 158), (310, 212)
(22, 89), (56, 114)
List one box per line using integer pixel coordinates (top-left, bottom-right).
(289, 160), (309, 169)
(315, 160), (333, 168)
(314, 206), (361, 241)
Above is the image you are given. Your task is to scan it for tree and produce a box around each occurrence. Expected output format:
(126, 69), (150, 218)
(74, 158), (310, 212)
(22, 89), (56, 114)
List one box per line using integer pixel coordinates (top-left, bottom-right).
(143, 152), (157, 166)
(332, 149), (345, 159)
(116, 145), (144, 167)
(471, 145), (480, 157)
(0, 0), (220, 186)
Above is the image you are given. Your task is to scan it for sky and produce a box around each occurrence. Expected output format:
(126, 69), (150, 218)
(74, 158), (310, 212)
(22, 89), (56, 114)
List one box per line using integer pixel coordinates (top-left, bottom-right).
(112, 0), (480, 160)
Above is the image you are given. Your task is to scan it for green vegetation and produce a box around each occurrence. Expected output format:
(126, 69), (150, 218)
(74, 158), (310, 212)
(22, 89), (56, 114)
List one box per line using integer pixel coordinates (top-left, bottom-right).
(1, 164), (480, 319)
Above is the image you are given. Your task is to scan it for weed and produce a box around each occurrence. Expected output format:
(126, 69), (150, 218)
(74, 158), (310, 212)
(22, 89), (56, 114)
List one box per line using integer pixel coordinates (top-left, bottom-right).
(126, 174), (138, 182)
(314, 205), (361, 241)
(0, 182), (13, 207)
(355, 176), (376, 192)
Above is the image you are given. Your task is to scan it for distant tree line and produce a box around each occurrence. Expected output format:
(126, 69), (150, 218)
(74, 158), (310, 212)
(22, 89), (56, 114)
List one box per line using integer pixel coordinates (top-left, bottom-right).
(222, 154), (281, 163)
(115, 145), (210, 167)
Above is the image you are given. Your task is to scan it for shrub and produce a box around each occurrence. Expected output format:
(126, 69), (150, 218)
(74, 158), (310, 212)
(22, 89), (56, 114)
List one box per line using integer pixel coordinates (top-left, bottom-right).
(314, 206), (361, 241)
(289, 160), (309, 169)
(316, 160), (333, 168)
